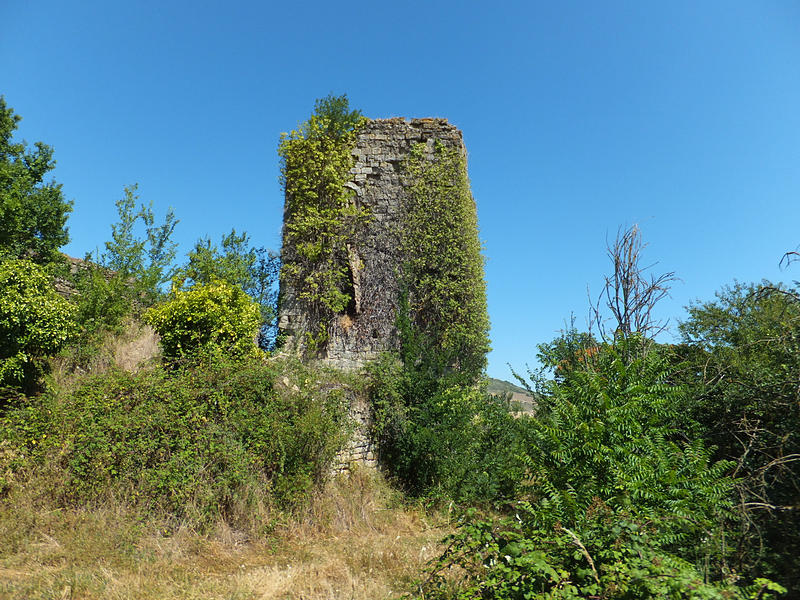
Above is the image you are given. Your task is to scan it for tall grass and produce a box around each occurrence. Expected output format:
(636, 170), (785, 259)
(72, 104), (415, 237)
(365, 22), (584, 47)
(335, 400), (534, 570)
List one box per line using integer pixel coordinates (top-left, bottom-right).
(0, 468), (447, 599)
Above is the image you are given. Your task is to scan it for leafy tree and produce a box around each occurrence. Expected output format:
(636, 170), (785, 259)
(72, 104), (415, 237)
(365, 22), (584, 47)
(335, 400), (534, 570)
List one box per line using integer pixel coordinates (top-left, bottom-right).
(413, 337), (780, 599)
(73, 184), (178, 337)
(174, 229), (279, 348)
(144, 279), (261, 361)
(0, 259), (77, 393)
(524, 341), (733, 554)
(680, 282), (800, 589)
(0, 97), (73, 264)
(101, 183), (178, 302)
(309, 93), (363, 140)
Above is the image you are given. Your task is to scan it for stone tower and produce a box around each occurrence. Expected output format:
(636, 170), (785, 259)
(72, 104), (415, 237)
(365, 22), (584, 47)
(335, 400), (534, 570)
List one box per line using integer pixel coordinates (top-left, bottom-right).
(278, 118), (472, 370)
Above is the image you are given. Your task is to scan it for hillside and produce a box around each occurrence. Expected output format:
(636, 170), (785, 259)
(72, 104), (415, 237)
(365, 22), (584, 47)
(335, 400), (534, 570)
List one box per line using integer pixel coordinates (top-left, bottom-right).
(487, 376), (536, 413)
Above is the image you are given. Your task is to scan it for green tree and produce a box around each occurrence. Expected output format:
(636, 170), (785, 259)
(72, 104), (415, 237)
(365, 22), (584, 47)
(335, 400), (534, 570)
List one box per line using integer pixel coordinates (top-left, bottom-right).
(413, 339), (780, 599)
(73, 184), (178, 337)
(525, 342), (732, 544)
(174, 229), (279, 348)
(0, 259), (77, 393)
(101, 183), (178, 302)
(310, 93), (363, 139)
(0, 97), (73, 264)
(679, 282), (800, 589)
(144, 280), (261, 361)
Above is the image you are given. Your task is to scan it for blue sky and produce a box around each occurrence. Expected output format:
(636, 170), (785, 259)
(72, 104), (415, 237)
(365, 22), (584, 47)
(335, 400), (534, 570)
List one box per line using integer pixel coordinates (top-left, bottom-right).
(2, 1), (799, 380)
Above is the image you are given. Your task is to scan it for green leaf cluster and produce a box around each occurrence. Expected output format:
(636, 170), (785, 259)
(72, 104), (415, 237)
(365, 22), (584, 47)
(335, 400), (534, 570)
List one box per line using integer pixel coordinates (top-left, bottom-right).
(0, 356), (348, 525)
(418, 504), (785, 599)
(100, 183), (178, 302)
(0, 97), (72, 264)
(679, 282), (800, 588)
(174, 229), (280, 349)
(144, 279), (262, 361)
(400, 140), (490, 382)
(70, 184), (179, 346)
(525, 341), (733, 544)
(0, 259), (77, 392)
(278, 95), (369, 345)
(367, 354), (528, 502)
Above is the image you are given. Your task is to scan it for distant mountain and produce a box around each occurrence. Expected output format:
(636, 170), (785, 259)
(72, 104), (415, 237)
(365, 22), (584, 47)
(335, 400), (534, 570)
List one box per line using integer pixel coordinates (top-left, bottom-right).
(487, 377), (536, 414)
(486, 377), (529, 396)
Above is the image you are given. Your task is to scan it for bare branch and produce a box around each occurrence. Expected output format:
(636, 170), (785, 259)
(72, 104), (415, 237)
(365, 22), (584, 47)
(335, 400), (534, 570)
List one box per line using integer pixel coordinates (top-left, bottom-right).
(588, 224), (679, 355)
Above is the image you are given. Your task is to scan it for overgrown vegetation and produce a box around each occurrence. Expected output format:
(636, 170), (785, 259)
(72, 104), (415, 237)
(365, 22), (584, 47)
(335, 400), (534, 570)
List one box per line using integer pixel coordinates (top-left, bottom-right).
(0, 356), (347, 527)
(400, 227), (789, 598)
(174, 228), (280, 348)
(0, 97), (796, 598)
(144, 279), (262, 361)
(679, 282), (800, 590)
(0, 259), (77, 394)
(68, 183), (179, 364)
(278, 94), (369, 350)
(400, 140), (491, 383)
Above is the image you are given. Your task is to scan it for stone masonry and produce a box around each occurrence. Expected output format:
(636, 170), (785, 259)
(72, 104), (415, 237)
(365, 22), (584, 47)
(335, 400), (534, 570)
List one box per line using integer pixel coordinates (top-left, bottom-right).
(278, 118), (467, 370)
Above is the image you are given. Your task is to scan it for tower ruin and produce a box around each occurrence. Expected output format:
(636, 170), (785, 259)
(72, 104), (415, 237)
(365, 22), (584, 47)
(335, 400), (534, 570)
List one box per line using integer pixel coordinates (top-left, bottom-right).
(278, 117), (486, 372)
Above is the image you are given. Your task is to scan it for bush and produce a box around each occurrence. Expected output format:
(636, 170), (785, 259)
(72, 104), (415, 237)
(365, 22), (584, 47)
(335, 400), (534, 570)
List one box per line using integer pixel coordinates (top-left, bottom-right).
(677, 282), (800, 589)
(0, 259), (77, 392)
(417, 503), (786, 599)
(174, 229), (280, 349)
(368, 353), (527, 503)
(0, 356), (348, 526)
(144, 279), (261, 360)
(521, 340), (733, 563)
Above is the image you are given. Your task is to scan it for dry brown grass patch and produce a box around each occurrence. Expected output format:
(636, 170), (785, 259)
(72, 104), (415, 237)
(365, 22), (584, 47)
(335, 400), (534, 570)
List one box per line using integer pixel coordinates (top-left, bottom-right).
(0, 469), (449, 599)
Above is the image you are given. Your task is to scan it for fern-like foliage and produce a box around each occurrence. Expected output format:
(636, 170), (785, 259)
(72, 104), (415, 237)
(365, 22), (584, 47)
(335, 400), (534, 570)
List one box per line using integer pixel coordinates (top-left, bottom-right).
(524, 339), (734, 562)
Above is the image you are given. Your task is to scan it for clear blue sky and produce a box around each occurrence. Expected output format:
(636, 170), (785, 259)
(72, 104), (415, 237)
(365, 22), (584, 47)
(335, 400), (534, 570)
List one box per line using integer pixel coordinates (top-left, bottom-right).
(2, 1), (799, 380)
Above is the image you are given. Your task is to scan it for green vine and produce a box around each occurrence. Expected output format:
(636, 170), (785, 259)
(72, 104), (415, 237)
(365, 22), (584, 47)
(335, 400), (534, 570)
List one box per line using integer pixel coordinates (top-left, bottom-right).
(278, 96), (369, 350)
(400, 140), (490, 381)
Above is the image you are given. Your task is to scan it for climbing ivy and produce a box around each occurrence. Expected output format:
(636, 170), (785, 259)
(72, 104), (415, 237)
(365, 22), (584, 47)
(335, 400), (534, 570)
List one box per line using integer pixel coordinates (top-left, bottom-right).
(278, 95), (369, 350)
(400, 141), (490, 382)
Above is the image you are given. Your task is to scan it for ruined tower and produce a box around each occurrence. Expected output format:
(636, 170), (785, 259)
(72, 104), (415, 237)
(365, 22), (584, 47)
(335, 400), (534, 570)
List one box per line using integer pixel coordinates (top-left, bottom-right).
(278, 117), (487, 372)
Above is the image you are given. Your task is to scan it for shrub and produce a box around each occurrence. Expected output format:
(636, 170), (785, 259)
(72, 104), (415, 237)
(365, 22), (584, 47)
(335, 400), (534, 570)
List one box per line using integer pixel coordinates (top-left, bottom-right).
(522, 340), (733, 562)
(0, 356), (348, 526)
(0, 259), (77, 392)
(174, 229), (280, 349)
(144, 279), (261, 360)
(417, 503), (785, 599)
(368, 353), (527, 503)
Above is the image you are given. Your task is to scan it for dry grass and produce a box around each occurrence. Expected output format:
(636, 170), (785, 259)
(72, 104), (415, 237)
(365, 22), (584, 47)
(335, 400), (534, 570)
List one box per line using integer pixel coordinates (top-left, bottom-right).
(49, 318), (161, 393)
(0, 468), (448, 600)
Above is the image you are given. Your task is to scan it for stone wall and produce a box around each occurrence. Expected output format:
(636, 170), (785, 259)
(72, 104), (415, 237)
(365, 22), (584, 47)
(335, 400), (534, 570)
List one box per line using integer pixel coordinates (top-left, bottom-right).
(332, 391), (377, 472)
(278, 117), (467, 370)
